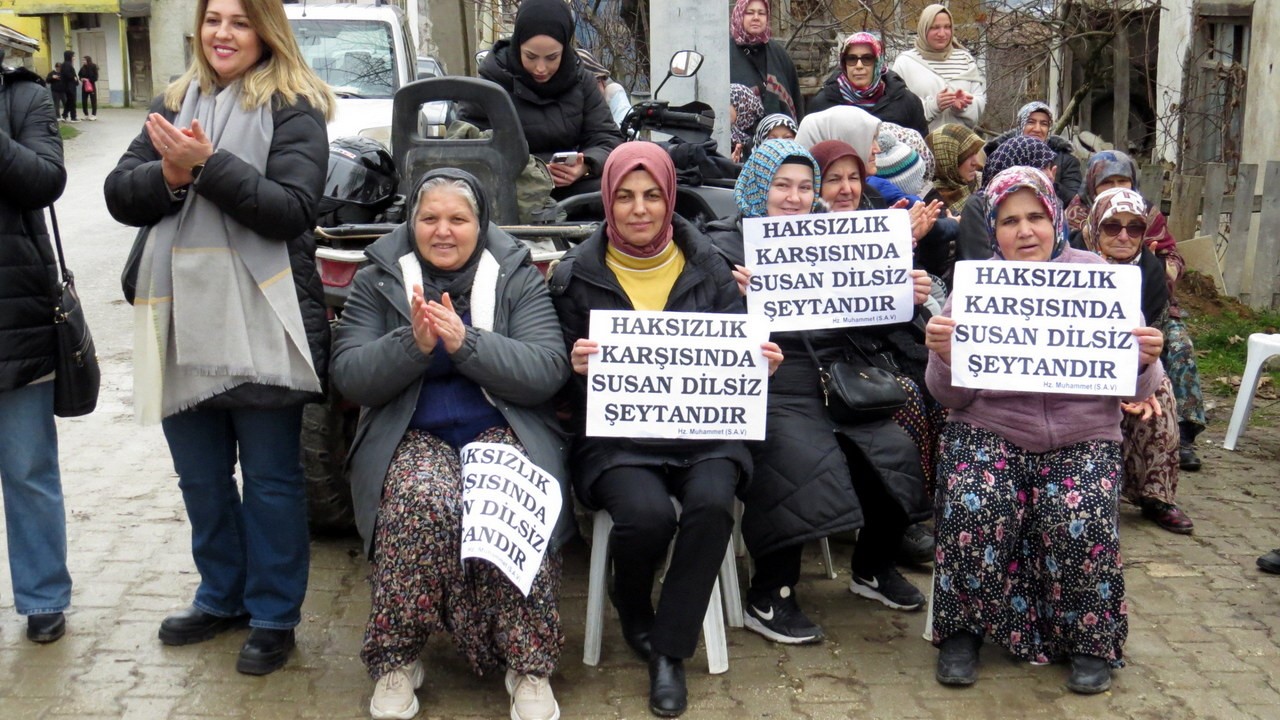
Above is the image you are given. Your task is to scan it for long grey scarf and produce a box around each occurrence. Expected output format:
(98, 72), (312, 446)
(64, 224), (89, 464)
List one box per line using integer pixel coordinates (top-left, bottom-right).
(133, 81), (319, 423)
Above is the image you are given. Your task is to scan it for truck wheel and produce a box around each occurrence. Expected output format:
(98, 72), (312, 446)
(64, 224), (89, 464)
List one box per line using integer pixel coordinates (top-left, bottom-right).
(301, 393), (357, 535)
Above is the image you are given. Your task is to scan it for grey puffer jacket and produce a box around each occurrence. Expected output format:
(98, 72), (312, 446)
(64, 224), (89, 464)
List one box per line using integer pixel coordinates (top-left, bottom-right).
(0, 68), (66, 392)
(104, 93), (331, 406)
(332, 218), (573, 557)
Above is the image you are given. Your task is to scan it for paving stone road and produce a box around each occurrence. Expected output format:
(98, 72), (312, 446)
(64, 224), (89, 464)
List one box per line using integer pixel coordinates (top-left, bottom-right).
(1, 108), (1277, 719)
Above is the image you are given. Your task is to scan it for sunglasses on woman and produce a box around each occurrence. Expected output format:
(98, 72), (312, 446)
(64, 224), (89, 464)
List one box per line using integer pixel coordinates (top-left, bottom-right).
(1100, 220), (1147, 237)
(844, 54), (877, 67)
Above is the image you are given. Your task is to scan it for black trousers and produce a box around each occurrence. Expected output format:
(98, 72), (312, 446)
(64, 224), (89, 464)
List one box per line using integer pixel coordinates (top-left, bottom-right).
(750, 437), (908, 596)
(61, 87), (77, 119)
(82, 90), (97, 116)
(590, 458), (736, 659)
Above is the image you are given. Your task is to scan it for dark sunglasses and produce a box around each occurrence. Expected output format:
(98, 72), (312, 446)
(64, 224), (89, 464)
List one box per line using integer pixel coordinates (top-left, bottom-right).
(843, 54), (877, 67)
(1099, 220), (1147, 237)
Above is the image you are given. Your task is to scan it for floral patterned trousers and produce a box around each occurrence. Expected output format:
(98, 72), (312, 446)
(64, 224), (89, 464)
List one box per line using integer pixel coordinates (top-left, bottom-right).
(1120, 375), (1180, 506)
(931, 422), (1128, 665)
(1162, 318), (1206, 431)
(361, 427), (564, 680)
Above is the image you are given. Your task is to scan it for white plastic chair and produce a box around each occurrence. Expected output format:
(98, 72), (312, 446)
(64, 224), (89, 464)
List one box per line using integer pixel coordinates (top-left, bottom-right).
(1223, 333), (1280, 450)
(583, 505), (739, 674)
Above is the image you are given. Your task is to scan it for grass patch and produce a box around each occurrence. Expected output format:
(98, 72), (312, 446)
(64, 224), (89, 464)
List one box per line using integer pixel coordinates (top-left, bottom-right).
(1180, 272), (1280, 399)
(59, 124), (80, 140)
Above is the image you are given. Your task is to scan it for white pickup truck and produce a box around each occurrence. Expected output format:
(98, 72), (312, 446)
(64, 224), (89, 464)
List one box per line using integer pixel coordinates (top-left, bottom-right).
(286, 2), (449, 146)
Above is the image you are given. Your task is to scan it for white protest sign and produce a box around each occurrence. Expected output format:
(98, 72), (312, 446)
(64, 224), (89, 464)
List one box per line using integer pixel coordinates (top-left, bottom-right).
(949, 260), (1144, 396)
(460, 443), (563, 597)
(742, 209), (915, 332)
(585, 310), (770, 440)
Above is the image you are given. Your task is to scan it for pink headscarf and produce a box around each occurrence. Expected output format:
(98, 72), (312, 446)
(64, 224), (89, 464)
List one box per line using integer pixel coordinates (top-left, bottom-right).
(602, 142), (677, 258)
(731, 0), (771, 46)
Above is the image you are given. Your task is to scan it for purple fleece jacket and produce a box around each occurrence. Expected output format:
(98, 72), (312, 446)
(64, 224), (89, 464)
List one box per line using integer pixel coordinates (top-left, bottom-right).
(925, 247), (1164, 453)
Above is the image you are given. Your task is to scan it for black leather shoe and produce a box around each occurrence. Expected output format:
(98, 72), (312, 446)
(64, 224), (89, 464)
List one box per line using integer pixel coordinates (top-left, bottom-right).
(648, 654), (687, 717)
(1066, 654), (1112, 694)
(935, 631), (980, 686)
(159, 605), (249, 646)
(1178, 443), (1202, 472)
(236, 628), (296, 676)
(27, 612), (66, 644)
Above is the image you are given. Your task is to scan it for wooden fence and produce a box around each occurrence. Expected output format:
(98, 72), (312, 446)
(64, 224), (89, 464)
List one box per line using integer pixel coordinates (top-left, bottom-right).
(1155, 161), (1280, 310)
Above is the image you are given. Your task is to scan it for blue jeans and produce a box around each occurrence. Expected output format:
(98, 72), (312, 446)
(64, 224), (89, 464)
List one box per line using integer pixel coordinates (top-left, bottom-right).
(0, 381), (72, 615)
(162, 405), (309, 629)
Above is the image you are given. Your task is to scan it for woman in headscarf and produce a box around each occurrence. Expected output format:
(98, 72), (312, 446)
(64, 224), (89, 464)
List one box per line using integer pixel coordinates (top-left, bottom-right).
(1066, 151), (1206, 475)
(462, 0), (622, 198)
(954, 134), (1060, 266)
(1082, 187), (1195, 534)
(891, 4), (986, 130)
(982, 101), (1083, 205)
(729, 0), (803, 119)
(707, 139), (933, 646)
(925, 166), (1165, 694)
(576, 47), (632, 128)
(753, 112), (799, 146)
(104, 0), (334, 676)
(332, 169), (572, 720)
(549, 142), (781, 718)
(808, 31), (928, 138)
(808, 139), (950, 564)
(730, 83), (767, 163)
(926, 123), (985, 215)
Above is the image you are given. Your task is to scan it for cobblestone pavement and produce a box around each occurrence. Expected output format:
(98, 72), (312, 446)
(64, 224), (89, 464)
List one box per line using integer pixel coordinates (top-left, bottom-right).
(1, 108), (1278, 719)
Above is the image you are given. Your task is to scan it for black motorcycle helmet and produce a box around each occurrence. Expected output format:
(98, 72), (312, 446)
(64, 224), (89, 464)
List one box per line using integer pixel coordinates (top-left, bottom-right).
(317, 136), (399, 226)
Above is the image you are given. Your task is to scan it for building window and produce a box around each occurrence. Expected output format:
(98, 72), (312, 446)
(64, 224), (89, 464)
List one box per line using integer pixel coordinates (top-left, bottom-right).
(1183, 13), (1250, 176)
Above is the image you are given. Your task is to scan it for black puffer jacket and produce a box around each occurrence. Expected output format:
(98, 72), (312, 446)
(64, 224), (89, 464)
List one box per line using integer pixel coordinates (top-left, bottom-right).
(0, 68), (66, 392)
(463, 40), (622, 177)
(807, 70), (929, 139)
(983, 129), (1083, 207)
(104, 94), (330, 405)
(705, 215), (928, 557)
(548, 215), (752, 504)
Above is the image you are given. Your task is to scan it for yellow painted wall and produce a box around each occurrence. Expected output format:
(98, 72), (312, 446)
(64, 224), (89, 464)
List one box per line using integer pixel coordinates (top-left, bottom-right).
(0, 12), (49, 73)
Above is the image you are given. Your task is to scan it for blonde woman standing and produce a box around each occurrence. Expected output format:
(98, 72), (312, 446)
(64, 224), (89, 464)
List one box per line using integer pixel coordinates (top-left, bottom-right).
(105, 0), (333, 675)
(891, 4), (986, 130)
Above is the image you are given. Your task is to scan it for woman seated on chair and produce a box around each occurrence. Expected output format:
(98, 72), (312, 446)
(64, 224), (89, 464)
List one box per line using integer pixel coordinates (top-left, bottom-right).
(924, 167), (1164, 694)
(705, 139), (934, 647)
(332, 169), (573, 720)
(549, 142), (781, 718)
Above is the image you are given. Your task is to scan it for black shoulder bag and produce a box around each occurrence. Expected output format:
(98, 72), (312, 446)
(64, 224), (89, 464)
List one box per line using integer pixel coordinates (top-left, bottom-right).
(5, 72), (100, 416)
(47, 206), (101, 417)
(800, 332), (907, 425)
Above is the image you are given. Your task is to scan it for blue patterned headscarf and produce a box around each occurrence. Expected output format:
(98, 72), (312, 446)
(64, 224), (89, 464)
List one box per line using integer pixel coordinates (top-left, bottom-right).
(1081, 150), (1140, 206)
(984, 166), (1067, 260)
(983, 135), (1056, 189)
(733, 139), (822, 218)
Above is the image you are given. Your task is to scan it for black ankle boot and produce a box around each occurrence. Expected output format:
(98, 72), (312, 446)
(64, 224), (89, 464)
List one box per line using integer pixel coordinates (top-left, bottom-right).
(648, 654), (687, 717)
(1067, 654), (1111, 694)
(935, 631), (981, 686)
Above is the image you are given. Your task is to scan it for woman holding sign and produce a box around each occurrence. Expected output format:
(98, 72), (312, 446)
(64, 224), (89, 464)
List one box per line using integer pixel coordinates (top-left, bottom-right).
(707, 139), (933, 645)
(332, 169), (572, 720)
(1084, 187), (1194, 534)
(550, 142), (781, 718)
(923, 167), (1165, 694)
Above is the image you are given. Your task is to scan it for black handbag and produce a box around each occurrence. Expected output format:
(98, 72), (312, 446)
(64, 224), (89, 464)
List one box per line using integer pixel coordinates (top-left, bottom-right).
(801, 334), (907, 425)
(47, 206), (101, 417)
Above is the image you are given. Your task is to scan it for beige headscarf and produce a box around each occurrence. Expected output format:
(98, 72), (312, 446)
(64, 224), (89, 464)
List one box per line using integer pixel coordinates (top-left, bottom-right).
(914, 5), (967, 62)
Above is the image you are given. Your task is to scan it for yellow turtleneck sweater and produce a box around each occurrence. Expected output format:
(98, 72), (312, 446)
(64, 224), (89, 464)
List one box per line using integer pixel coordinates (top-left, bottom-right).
(605, 240), (685, 311)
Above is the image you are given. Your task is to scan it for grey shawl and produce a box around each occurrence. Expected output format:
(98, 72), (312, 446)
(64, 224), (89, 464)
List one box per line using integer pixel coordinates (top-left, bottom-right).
(133, 81), (319, 422)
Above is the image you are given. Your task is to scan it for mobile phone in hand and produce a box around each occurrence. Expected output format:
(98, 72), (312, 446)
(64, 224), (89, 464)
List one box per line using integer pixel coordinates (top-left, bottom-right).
(550, 151), (580, 166)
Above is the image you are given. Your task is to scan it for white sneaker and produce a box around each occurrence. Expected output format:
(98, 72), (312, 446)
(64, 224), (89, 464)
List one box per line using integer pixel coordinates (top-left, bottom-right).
(505, 670), (560, 720)
(370, 661), (424, 720)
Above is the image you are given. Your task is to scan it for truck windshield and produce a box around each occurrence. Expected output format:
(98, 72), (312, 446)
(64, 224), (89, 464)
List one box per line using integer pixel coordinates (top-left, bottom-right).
(290, 19), (396, 98)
